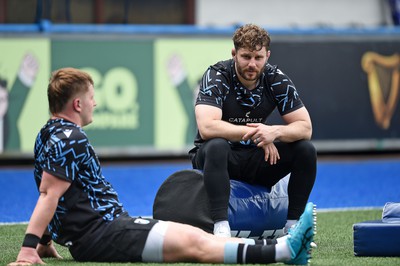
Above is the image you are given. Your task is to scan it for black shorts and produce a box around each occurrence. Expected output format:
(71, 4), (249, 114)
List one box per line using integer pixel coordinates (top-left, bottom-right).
(70, 215), (159, 262)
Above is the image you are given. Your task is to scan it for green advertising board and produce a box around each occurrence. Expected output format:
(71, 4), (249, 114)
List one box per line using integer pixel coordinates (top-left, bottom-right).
(0, 38), (51, 153)
(154, 38), (232, 150)
(0, 37), (233, 155)
(51, 39), (154, 149)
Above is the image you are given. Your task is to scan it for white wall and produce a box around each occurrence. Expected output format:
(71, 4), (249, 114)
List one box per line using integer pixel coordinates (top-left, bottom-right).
(196, 0), (394, 28)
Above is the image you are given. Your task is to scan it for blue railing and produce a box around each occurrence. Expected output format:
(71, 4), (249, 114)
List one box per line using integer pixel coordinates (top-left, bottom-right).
(1, 20), (400, 36)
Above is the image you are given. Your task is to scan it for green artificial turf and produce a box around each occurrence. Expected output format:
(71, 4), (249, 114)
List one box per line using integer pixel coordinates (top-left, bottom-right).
(1, 209), (400, 265)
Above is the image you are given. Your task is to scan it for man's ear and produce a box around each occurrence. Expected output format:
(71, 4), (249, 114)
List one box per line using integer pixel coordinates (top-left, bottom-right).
(73, 98), (81, 112)
(231, 48), (236, 57)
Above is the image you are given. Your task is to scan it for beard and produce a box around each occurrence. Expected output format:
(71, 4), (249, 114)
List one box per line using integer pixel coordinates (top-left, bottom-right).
(236, 63), (265, 83)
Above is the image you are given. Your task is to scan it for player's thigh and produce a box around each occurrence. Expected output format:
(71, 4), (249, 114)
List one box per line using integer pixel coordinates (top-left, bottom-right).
(162, 221), (220, 262)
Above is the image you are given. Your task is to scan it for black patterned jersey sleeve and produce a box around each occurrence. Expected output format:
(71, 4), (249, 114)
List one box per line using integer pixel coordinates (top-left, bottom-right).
(266, 66), (304, 115)
(195, 60), (230, 109)
(41, 125), (89, 182)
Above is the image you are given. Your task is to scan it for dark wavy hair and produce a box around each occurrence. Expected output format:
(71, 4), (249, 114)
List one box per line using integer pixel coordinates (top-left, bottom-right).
(233, 24), (271, 52)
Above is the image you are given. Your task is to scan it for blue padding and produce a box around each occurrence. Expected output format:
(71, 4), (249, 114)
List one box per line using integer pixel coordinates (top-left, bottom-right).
(153, 169), (289, 238)
(353, 220), (400, 256)
(228, 175), (289, 237)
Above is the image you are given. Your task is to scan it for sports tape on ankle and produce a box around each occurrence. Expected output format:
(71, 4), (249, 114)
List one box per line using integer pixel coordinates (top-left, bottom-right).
(224, 242), (239, 264)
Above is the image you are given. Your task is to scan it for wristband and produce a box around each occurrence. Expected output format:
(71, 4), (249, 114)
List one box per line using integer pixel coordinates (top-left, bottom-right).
(22, 233), (40, 248)
(39, 234), (52, 245)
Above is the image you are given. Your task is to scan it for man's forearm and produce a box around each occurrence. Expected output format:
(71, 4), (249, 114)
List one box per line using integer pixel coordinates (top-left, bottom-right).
(25, 194), (58, 240)
(199, 120), (250, 142)
(275, 121), (312, 142)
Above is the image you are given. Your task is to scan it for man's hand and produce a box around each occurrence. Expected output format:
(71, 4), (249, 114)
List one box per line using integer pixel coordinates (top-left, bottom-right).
(37, 241), (62, 259)
(242, 123), (278, 145)
(8, 247), (44, 266)
(241, 123), (280, 164)
(262, 142), (280, 165)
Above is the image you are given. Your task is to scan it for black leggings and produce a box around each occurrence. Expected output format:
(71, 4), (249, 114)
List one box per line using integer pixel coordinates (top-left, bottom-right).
(192, 138), (317, 221)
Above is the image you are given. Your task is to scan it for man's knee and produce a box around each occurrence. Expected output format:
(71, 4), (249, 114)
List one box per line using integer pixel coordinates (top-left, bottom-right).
(205, 138), (230, 149)
(164, 223), (210, 262)
(294, 140), (317, 160)
(193, 138), (230, 169)
(203, 138), (231, 157)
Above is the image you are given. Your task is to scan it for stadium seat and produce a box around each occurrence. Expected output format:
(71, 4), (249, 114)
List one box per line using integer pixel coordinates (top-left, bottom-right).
(153, 169), (289, 239)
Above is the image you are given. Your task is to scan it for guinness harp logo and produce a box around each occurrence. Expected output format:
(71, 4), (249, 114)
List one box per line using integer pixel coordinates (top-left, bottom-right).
(361, 52), (400, 129)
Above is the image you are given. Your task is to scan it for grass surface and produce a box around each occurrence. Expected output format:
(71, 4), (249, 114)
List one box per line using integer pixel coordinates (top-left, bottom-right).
(1, 209), (400, 265)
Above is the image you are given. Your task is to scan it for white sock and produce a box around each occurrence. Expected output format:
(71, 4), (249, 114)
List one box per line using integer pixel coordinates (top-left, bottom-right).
(214, 220), (229, 228)
(277, 235), (288, 244)
(275, 240), (292, 262)
(214, 220), (230, 234)
(284, 219), (297, 233)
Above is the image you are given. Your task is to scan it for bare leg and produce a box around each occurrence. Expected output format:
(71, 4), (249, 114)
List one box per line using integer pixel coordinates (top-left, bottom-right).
(162, 221), (242, 263)
(161, 202), (316, 264)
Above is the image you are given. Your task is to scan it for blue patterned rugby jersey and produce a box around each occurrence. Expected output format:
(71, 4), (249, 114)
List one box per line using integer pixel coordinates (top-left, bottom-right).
(194, 59), (304, 147)
(33, 118), (126, 245)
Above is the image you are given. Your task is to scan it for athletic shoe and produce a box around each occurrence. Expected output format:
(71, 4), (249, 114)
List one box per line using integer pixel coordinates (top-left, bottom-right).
(213, 223), (231, 237)
(285, 202), (316, 265)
